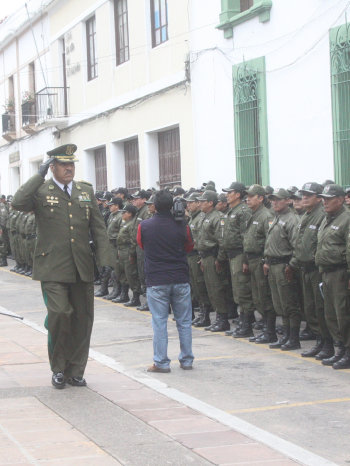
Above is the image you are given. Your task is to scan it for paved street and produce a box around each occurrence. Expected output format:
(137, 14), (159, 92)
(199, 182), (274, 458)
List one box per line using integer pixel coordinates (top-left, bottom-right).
(0, 264), (348, 465)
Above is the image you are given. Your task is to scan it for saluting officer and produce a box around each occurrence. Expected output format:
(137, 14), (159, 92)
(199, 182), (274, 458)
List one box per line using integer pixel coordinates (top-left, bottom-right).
(12, 144), (112, 389)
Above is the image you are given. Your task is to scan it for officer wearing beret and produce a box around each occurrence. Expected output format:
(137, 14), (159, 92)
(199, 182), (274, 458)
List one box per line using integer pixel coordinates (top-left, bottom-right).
(12, 144), (112, 389)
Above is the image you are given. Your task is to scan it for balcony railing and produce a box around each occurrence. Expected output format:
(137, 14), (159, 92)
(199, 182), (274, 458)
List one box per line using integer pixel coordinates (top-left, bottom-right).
(35, 86), (69, 122)
(2, 112), (16, 141)
(22, 100), (36, 127)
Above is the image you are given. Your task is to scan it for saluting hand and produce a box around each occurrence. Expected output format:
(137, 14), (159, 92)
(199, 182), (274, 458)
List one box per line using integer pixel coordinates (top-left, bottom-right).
(38, 158), (55, 178)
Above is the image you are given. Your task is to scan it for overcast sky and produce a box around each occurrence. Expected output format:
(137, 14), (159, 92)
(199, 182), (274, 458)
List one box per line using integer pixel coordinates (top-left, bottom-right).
(0, 0), (27, 21)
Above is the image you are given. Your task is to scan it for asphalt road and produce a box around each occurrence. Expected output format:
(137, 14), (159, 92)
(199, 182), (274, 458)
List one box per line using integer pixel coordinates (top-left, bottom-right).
(0, 265), (349, 465)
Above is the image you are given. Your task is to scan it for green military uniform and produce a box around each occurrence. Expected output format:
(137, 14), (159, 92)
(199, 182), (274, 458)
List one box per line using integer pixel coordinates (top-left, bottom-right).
(130, 202), (149, 291)
(117, 218), (140, 294)
(186, 193), (211, 326)
(23, 212), (36, 276)
(14, 212), (26, 271)
(12, 144), (111, 385)
(264, 189), (301, 349)
(290, 184), (331, 357)
(315, 184), (350, 368)
(9, 209), (20, 270)
(105, 208), (123, 299)
(0, 201), (9, 266)
(197, 191), (230, 332)
(243, 185), (275, 342)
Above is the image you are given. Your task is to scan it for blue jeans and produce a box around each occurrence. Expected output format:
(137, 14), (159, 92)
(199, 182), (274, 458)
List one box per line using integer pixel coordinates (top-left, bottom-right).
(147, 283), (194, 369)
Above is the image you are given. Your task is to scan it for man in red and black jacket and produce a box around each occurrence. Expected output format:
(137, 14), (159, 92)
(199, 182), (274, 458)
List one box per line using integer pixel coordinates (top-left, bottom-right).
(137, 190), (194, 373)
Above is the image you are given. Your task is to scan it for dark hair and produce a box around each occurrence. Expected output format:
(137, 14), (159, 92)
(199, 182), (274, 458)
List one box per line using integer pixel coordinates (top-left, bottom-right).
(154, 190), (173, 213)
(113, 198), (124, 209)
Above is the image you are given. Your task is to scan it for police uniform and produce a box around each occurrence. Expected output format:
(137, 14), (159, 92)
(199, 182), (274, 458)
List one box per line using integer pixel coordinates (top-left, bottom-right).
(315, 184), (350, 369)
(12, 144), (112, 388)
(264, 188), (301, 350)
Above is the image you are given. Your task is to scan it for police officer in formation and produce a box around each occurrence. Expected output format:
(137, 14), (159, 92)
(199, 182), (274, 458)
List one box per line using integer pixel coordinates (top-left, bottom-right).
(5, 170), (350, 372)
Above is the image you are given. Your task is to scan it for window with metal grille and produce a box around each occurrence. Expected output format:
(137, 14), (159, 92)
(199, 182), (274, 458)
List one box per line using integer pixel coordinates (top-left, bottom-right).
(158, 127), (181, 189)
(86, 16), (98, 81)
(124, 139), (140, 193)
(114, 0), (129, 65)
(330, 24), (350, 185)
(151, 0), (168, 48)
(233, 57), (269, 186)
(95, 147), (107, 191)
(240, 0), (254, 12)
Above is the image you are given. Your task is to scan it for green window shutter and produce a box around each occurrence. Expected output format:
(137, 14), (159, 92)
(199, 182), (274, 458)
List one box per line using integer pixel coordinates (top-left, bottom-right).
(330, 24), (350, 186)
(233, 56), (269, 186)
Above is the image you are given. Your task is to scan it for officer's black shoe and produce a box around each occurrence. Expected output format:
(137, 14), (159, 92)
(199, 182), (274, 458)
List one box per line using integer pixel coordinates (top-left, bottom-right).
(124, 292), (141, 307)
(0, 258), (8, 267)
(299, 324), (317, 341)
(332, 349), (350, 369)
(315, 339), (334, 360)
(67, 376), (87, 386)
(137, 302), (150, 311)
(301, 337), (323, 357)
(210, 315), (230, 332)
(255, 332), (278, 344)
(112, 285), (130, 303)
(52, 372), (65, 389)
(322, 345), (345, 366)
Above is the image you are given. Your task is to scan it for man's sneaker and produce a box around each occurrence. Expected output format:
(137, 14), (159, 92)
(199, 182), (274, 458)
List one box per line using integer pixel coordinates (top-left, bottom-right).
(67, 376), (87, 387)
(51, 372), (65, 389)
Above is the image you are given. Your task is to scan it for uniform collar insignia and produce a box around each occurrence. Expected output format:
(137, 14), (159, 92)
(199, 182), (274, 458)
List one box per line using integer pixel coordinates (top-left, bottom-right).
(49, 185), (54, 190)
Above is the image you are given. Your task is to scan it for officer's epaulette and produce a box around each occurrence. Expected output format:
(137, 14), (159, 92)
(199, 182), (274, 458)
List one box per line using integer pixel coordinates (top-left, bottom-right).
(78, 180), (93, 186)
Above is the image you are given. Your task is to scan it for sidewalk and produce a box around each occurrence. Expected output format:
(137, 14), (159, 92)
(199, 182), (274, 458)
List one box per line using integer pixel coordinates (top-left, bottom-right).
(0, 312), (301, 466)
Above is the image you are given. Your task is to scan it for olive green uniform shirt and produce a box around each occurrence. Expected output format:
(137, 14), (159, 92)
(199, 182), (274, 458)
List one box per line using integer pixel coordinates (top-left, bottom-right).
(264, 208), (298, 259)
(12, 174), (112, 282)
(243, 204), (273, 257)
(196, 209), (222, 255)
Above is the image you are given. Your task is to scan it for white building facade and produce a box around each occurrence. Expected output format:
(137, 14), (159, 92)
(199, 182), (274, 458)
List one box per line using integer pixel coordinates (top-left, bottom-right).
(1, 0), (350, 193)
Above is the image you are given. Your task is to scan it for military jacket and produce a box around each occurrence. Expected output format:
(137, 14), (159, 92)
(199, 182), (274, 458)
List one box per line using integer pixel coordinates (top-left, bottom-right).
(290, 202), (325, 267)
(18, 213), (29, 236)
(117, 219), (134, 249)
(0, 203), (8, 228)
(217, 201), (251, 261)
(24, 212), (36, 237)
(315, 206), (350, 268)
(9, 210), (20, 232)
(187, 210), (204, 250)
(130, 204), (149, 255)
(264, 208), (298, 258)
(243, 204), (273, 256)
(106, 211), (123, 241)
(12, 174), (111, 282)
(196, 209), (222, 254)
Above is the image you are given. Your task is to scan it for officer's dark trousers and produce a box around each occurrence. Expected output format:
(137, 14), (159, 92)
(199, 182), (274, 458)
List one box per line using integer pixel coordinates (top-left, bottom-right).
(42, 277), (94, 377)
(322, 269), (350, 348)
(302, 269), (331, 340)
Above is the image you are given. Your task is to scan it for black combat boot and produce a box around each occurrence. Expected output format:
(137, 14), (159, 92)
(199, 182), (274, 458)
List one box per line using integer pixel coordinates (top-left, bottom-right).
(124, 291), (141, 307)
(232, 311), (244, 336)
(332, 348), (350, 369)
(104, 280), (121, 300)
(137, 295), (150, 311)
(193, 305), (211, 327)
(301, 336), (323, 357)
(25, 267), (32, 277)
(0, 257), (8, 266)
(16, 264), (25, 274)
(322, 343), (345, 366)
(94, 274), (109, 297)
(233, 313), (254, 338)
(112, 285), (129, 303)
(299, 323), (317, 341)
(21, 264), (30, 275)
(281, 326), (301, 351)
(205, 313), (219, 331)
(210, 313), (230, 332)
(315, 339), (334, 360)
(269, 325), (290, 349)
(10, 263), (19, 272)
(255, 312), (278, 344)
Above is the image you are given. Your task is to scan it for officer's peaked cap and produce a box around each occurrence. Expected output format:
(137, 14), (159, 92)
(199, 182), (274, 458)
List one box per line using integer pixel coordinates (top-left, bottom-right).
(47, 144), (79, 163)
